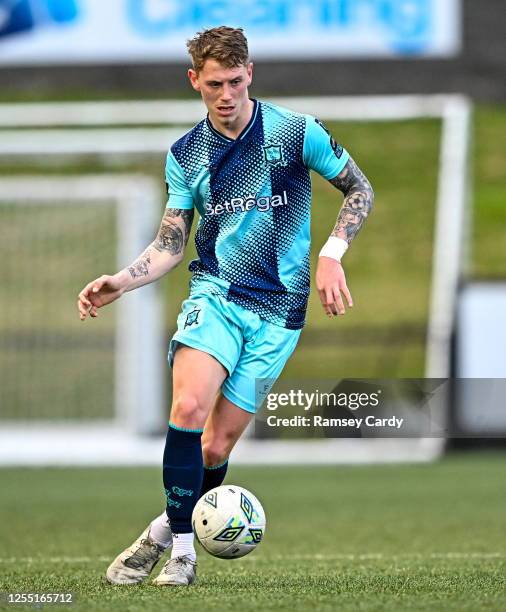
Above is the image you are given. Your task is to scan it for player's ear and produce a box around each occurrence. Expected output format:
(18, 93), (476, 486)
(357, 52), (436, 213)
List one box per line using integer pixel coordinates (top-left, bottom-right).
(188, 68), (201, 92)
(246, 62), (253, 86)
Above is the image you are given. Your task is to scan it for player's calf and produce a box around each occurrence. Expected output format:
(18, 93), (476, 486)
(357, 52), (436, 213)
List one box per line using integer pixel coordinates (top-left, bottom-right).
(200, 459), (229, 497)
(201, 437), (230, 469)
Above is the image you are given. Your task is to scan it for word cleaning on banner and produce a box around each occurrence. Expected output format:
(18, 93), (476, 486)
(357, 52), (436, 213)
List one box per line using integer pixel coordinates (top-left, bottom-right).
(0, 0), (462, 65)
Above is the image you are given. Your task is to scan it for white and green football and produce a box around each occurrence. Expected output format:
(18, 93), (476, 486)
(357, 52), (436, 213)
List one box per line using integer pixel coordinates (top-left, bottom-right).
(192, 485), (266, 559)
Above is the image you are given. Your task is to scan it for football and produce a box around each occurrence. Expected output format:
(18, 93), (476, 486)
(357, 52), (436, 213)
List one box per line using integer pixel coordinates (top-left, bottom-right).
(192, 485), (266, 559)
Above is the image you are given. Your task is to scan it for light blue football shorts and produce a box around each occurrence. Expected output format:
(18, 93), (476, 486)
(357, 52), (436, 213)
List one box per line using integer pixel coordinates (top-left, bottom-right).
(168, 292), (301, 413)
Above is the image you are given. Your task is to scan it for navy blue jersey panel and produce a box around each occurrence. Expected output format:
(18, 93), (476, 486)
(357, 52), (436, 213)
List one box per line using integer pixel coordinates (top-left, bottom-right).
(168, 101), (323, 329)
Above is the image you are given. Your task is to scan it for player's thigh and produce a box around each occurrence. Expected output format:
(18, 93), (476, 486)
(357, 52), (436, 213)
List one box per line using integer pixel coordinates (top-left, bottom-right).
(168, 293), (242, 376)
(171, 346), (228, 429)
(222, 323), (302, 414)
(168, 293), (243, 429)
(202, 394), (253, 466)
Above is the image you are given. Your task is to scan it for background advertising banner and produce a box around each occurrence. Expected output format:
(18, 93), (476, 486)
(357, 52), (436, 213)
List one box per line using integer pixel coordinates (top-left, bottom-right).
(0, 0), (462, 65)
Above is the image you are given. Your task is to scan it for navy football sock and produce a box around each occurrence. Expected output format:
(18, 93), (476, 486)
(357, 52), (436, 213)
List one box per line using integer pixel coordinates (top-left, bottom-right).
(162, 423), (204, 534)
(200, 460), (229, 497)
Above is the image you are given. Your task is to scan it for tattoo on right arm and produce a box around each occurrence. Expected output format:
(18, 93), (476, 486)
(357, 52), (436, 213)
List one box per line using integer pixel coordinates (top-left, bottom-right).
(128, 248), (152, 278)
(127, 208), (194, 280)
(163, 207), (194, 240)
(153, 208), (194, 255)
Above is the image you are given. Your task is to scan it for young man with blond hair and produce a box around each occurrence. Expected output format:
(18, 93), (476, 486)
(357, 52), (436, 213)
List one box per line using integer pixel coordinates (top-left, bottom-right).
(78, 26), (373, 586)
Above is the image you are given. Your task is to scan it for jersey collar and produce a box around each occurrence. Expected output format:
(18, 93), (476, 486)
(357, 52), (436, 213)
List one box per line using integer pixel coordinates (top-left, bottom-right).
(206, 99), (259, 143)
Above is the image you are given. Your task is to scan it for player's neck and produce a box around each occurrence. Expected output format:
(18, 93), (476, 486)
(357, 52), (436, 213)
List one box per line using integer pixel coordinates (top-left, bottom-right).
(208, 98), (255, 141)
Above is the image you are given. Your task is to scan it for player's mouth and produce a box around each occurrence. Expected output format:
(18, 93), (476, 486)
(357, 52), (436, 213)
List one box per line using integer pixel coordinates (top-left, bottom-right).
(216, 105), (235, 116)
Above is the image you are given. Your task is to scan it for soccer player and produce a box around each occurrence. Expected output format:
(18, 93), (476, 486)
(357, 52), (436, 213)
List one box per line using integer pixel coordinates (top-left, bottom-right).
(77, 26), (373, 586)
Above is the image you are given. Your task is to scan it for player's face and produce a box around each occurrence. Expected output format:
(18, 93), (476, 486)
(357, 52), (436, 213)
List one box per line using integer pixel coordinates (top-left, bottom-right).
(188, 59), (253, 131)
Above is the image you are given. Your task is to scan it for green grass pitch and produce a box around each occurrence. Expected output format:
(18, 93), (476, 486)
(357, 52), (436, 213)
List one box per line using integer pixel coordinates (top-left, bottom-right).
(1, 453), (505, 611)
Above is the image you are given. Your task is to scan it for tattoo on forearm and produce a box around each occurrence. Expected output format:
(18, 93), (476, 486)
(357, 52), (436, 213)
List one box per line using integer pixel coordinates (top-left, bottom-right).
(127, 209), (194, 280)
(329, 158), (374, 244)
(128, 248), (152, 278)
(154, 208), (194, 255)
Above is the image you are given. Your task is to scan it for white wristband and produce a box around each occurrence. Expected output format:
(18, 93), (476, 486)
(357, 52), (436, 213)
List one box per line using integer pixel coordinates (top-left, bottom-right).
(319, 237), (348, 262)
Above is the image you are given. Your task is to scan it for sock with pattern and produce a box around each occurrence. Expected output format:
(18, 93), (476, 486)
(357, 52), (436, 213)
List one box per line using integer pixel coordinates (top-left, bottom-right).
(162, 423), (204, 548)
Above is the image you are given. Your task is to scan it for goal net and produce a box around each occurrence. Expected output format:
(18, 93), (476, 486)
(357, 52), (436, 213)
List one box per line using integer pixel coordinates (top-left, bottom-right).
(0, 95), (472, 465)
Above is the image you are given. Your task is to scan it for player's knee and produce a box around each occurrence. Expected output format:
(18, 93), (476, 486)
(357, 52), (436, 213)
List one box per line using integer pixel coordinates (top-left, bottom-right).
(202, 438), (230, 468)
(170, 394), (207, 428)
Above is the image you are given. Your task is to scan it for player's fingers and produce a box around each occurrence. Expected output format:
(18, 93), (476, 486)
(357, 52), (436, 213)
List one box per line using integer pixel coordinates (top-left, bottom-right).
(318, 289), (333, 317)
(78, 277), (107, 319)
(91, 278), (106, 293)
(325, 287), (338, 316)
(77, 303), (86, 318)
(332, 286), (346, 315)
(77, 296), (90, 314)
(78, 288), (91, 307)
(77, 299), (88, 320)
(341, 283), (353, 308)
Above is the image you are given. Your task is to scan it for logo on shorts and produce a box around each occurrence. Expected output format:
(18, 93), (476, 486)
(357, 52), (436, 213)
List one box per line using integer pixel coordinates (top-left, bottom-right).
(184, 307), (201, 329)
(263, 143), (285, 167)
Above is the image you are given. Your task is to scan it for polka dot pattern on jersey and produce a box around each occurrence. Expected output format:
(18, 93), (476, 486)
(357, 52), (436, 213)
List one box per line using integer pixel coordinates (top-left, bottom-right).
(170, 101), (316, 330)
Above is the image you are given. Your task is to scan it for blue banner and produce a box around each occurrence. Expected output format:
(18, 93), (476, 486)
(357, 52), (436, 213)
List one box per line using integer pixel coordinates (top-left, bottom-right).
(0, 0), (79, 37)
(0, 0), (461, 65)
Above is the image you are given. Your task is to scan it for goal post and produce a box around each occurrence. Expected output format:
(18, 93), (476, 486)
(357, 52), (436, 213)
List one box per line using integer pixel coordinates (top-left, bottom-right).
(0, 175), (166, 436)
(0, 95), (472, 465)
(425, 96), (473, 378)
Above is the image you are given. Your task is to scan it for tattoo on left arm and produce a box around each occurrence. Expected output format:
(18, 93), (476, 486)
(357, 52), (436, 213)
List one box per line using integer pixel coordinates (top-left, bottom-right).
(329, 157), (374, 244)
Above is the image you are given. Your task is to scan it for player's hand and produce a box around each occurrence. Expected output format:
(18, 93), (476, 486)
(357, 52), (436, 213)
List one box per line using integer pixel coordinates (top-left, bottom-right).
(315, 257), (353, 317)
(77, 274), (125, 321)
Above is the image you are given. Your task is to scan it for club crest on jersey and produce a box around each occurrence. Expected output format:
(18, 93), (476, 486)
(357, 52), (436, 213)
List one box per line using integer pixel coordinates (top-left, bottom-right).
(263, 144), (285, 166)
(184, 307), (201, 329)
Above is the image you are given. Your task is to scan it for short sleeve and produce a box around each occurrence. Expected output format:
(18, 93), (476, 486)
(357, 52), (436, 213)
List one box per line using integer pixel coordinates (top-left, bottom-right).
(302, 116), (350, 180)
(165, 150), (194, 209)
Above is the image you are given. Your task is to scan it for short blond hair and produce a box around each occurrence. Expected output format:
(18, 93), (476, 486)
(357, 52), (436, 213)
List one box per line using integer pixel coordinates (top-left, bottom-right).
(187, 26), (249, 73)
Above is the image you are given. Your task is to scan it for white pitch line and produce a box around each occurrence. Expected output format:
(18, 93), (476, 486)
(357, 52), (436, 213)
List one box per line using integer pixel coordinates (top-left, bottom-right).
(250, 553), (505, 561)
(0, 557), (111, 564)
(0, 553), (503, 564)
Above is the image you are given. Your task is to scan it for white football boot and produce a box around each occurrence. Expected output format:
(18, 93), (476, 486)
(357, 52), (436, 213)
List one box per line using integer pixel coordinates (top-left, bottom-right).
(106, 526), (169, 585)
(152, 555), (197, 586)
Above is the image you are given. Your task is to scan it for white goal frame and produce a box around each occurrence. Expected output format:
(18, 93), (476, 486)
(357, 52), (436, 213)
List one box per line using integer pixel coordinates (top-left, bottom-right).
(0, 175), (166, 436)
(0, 95), (472, 465)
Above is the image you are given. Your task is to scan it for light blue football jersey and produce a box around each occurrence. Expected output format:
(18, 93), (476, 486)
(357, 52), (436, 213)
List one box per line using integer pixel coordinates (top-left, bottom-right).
(165, 99), (349, 330)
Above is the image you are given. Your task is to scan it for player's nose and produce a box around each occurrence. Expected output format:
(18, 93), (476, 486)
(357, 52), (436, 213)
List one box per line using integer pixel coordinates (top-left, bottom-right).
(220, 84), (233, 101)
